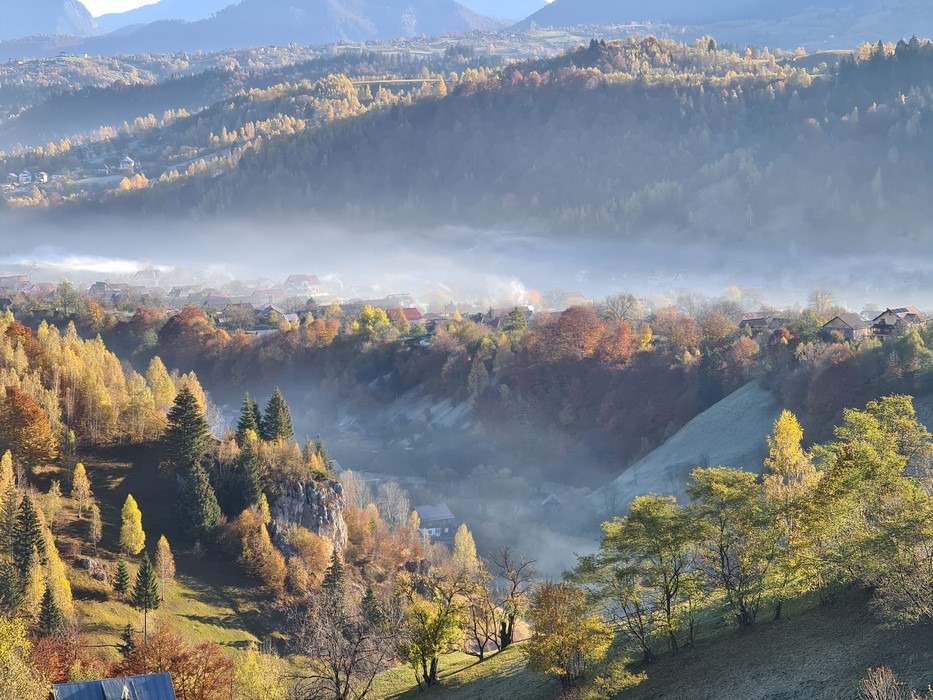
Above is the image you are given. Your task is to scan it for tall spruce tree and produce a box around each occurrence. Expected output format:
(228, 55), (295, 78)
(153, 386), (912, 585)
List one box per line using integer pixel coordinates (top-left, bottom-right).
(237, 445), (262, 511)
(260, 388), (294, 443)
(322, 549), (345, 606)
(0, 563), (23, 611)
(362, 585), (385, 628)
(114, 557), (130, 598)
(132, 554), (160, 642)
(38, 584), (63, 637)
(181, 462), (222, 543)
(235, 394), (261, 447)
(164, 386), (210, 470)
(13, 495), (45, 575)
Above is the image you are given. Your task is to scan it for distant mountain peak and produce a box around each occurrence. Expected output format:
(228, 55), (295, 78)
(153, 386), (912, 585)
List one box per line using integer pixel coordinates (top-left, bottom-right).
(0, 0), (98, 41)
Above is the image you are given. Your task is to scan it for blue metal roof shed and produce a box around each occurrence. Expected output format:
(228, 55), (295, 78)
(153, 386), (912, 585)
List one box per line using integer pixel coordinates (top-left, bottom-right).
(52, 673), (176, 700)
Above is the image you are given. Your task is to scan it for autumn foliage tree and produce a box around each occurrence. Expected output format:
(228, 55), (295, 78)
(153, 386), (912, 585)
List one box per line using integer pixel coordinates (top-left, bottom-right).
(111, 625), (234, 700)
(525, 581), (613, 688)
(0, 386), (58, 469)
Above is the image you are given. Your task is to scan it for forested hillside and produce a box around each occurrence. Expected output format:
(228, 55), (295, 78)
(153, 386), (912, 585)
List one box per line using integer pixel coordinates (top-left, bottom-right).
(95, 36), (933, 252)
(518, 0), (933, 51)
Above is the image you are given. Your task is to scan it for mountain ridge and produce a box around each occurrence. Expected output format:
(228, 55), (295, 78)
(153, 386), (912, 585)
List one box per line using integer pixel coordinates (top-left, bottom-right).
(95, 0), (235, 32)
(0, 0), (98, 41)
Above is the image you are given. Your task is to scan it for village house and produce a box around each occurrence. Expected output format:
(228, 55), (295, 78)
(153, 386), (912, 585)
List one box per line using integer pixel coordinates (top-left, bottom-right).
(388, 307), (424, 323)
(283, 274), (326, 297)
(257, 305), (299, 326)
(414, 504), (456, 542)
(121, 156), (136, 172)
(739, 311), (788, 334)
(0, 275), (29, 292)
(0, 298), (12, 311)
(29, 282), (57, 301)
(200, 294), (232, 311)
(167, 285), (202, 301)
(821, 313), (872, 342)
(251, 287), (287, 306)
(18, 170), (32, 185)
(872, 306), (927, 339)
(35, 171), (49, 184)
(52, 672), (177, 700)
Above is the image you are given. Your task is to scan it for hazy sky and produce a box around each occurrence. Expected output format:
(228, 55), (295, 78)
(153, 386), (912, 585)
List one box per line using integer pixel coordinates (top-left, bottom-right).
(79, 0), (548, 18)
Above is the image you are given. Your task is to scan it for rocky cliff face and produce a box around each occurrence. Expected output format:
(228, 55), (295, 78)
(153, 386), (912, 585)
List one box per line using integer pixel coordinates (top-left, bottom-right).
(269, 478), (348, 549)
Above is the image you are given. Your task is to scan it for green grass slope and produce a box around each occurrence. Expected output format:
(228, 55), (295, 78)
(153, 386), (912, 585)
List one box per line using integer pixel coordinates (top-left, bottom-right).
(371, 592), (933, 700)
(46, 443), (275, 665)
(372, 646), (560, 700)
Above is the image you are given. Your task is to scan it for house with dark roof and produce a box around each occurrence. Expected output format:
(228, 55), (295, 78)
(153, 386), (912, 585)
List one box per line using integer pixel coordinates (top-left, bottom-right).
(822, 313), (871, 342)
(0, 298), (12, 311)
(739, 311), (787, 334)
(52, 672), (176, 700)
(872, 306), (927, 339)
(414, 504), (456, 542)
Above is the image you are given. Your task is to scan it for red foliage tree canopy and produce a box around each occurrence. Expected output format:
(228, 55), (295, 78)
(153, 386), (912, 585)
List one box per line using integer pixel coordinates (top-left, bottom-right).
(110, 626), (233, 700)
(0, 386), (58, 468)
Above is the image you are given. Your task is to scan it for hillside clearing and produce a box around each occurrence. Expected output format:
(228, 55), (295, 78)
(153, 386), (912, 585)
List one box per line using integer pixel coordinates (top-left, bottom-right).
(44, 444), (274, 664)
(598, 381), (781, 508)
(621, 591), (933, 700)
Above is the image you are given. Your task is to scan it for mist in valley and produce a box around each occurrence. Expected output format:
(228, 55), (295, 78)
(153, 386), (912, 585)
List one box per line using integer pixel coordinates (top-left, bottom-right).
(7, 212), (933, 574)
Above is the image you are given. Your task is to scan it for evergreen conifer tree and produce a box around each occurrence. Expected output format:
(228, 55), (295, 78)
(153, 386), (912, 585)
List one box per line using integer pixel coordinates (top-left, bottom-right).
(132, 554), (160, 642)
(314, 436), (335, 473)
(237, 445), (262, 510)
(13, 495), (45, 575)
(235, 394), (261, 447)
(0, 563), (23, 610)
(38, 584), (63, 637)
(114, 558), (130, 598)
(322, 549), (345, 606)
(181, 462), (222, 542)
(164, 386), (210, 470)
(362, 585), (385, 628)
(260, 388), (294, 443)
(119, 624), (136, 656)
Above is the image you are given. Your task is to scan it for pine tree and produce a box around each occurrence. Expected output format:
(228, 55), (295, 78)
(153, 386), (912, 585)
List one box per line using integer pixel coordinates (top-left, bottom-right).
(235, 394), (261, 447)
(181, 462), (222, 542)
(314, 436), (335, 473)
(321, 549), (345, 605)
(38, 584), (63, 637)
(13, 495), (45, 575)
(260, 389), (294, 443)
(164, 386), (210, 470)
(362, 585), (385, 628)
(114, 558), (130, 598)
(132, 553), (161, 642)
(0, 563), (23, 610)
(237, 444), (262, 510)
(154, 535), (176, 602)
(71, 463), (92, 519)
(119, 624), (136, 656)
(120, 494), (146, 555)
